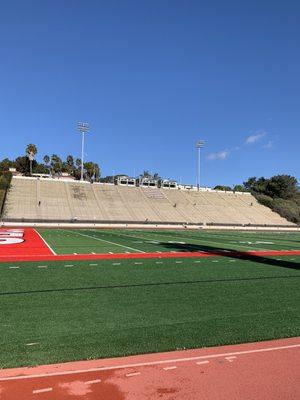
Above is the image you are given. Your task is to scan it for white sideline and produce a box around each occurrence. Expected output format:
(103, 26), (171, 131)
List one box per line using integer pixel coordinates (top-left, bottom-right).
(34, 229), (57, 255)
(63, 230), (145, 253)
(0, 343), (299, 381)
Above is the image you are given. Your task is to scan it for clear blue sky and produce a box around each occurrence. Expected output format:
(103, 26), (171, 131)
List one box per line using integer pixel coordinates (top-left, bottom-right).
(1, 0), (299, 187)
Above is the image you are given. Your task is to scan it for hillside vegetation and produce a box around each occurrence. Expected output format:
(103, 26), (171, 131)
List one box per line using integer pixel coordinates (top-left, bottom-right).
(0, 171), (12, 216)
(244, 175), (300, 224)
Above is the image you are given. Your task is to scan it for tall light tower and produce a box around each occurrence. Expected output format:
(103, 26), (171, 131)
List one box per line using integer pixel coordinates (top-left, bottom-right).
(77, 122), (89, 181)
(196, 140), (204, 191)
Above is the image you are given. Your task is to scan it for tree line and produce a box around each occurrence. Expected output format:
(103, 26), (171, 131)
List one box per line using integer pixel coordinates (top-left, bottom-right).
(0, 144), (100, 181)
(243, 175), (299, 224)
(211, 175), (299, 224)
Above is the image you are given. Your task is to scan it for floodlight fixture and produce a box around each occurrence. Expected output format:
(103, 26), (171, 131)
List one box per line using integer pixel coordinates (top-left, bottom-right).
(77, 122), (90, 181)
(196, 140), (205, 190)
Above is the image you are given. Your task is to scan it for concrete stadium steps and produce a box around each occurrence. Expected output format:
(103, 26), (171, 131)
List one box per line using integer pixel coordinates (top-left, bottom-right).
(2, 177), (294, 226)
(92, 185), (133, 221)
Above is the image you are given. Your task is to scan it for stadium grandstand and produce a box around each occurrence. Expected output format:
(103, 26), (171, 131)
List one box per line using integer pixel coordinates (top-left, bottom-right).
(2, 175), (294, 227)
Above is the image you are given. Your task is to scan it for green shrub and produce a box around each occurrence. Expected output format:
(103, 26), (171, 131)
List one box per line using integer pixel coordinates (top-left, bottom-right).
(0, 171), (12, 190)
(272, 198), (300, 224)
(256, 194), (274, 209)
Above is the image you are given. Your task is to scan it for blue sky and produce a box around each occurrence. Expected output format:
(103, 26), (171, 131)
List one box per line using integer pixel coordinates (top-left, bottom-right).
(1, 0), (299, 187)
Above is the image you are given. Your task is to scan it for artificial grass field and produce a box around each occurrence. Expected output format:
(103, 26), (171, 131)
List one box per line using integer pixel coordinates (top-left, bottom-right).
(0, 252), (299, 368)
(38, 228), (300, 254)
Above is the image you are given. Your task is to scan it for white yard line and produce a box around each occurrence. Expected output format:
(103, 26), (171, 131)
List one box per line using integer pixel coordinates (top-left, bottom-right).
(64, 230), (145, 254)
(34, 230), (57, 255)
(1, 343), (299, 381)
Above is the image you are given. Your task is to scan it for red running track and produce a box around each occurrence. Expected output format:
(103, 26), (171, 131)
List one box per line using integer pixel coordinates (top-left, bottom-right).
(0, 228), (300, 263)
(0, 337), (299, 399)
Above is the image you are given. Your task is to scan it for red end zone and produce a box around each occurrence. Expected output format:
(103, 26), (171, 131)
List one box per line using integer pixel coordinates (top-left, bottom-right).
(0, 228), (55, 259)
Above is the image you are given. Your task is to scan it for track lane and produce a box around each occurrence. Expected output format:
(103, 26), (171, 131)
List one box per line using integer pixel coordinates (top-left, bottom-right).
(0, 337), (299, 400)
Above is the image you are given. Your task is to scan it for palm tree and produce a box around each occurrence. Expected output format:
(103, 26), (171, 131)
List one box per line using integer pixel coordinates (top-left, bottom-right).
(43, 155), (50, 164)
(43, 155), (50, 168)
(66, 155), (74, 174)
(26, 144), (37, 175)
(51, 154), (62, 175)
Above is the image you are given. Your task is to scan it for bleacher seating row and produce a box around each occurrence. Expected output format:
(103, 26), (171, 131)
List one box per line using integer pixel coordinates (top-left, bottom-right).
(2, 177), (293, 226)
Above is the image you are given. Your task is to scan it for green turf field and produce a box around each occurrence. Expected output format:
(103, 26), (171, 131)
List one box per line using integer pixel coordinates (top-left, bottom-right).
(0, 252), (299, 368)
(38, 228), (300, 254)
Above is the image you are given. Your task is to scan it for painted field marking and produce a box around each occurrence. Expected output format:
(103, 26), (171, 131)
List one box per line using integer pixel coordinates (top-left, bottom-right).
(65, 265), (73, 268)
(37, 266), (47, 269)
(64, 230), (145, 253)
(34, 230), (57, 255)
(194, 260), (201, 263)
(113, 262), (121, 266)
(26, 343), (39, 346)
(134, 262), (143, 265)
(196, 360), (209, 365)
(9, 266), (19, 269)
(126, 372), (141, 377)
(89, 263), (98, 266)
(85, 379), (101, 384)
(156, 261), (163, 264)
(225, 356), (237, 362)
(212, 260), (219, 263)
(1, 342), (299, 381)
(33, 387), (53, 394)
(163, 366), (177, 370)
(175, 261), (182, 264)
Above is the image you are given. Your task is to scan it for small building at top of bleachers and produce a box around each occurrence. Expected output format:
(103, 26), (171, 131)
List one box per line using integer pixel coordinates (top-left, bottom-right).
(139, 177), (158, 187)
(162, 179), (178, 189)
(116, 175), (136, 186)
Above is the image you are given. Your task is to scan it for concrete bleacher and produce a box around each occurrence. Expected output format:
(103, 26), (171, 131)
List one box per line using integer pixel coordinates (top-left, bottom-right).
(2, 177), (294, 226)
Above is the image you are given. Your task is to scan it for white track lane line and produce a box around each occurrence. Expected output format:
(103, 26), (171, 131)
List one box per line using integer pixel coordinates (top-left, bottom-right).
(34, 230), (57, 255)
(64, 230), (145, 253)
(1, 343), (299, 381)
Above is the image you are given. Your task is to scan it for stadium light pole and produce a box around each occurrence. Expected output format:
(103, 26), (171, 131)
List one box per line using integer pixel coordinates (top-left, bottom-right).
(196, 140), (204, 191)
(77, 122), (89, 181)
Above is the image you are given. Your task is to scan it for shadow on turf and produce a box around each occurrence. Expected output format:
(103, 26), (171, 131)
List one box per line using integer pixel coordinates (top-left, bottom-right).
(1, 274), (300, 297)
(161, 242), (300, 271)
